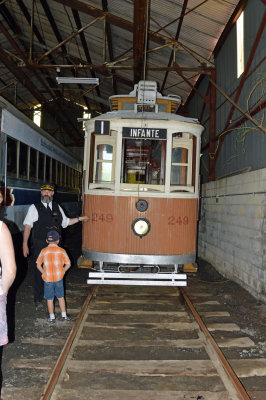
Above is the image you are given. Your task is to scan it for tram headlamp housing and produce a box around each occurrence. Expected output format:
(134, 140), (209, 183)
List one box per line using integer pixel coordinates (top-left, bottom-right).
(131, 218), (151, 238)
(136, 199), (148, 212)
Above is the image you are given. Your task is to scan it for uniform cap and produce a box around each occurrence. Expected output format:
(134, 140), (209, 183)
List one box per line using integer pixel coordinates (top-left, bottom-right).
(46, 230), (60, 242)
(40, 184), (54, 191)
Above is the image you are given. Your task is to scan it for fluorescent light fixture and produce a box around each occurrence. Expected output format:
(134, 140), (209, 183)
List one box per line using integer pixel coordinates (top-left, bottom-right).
(56, 77), (99, 85)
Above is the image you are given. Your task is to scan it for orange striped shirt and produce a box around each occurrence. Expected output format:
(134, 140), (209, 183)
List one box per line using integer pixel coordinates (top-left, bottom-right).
(36, 244), (70, 282)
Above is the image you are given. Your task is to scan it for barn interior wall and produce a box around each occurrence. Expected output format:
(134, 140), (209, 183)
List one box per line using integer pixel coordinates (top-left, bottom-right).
(188, 0), (265, 182)
(186, 0), (266, 301)
(198, 167), (266, 303)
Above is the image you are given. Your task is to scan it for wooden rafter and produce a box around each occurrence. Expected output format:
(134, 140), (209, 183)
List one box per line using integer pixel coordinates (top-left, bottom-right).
(0, 45), (81, 145)
(161, 0), (188, 92)
(102, 0), (117, 94)
(40, 0), (92, 112)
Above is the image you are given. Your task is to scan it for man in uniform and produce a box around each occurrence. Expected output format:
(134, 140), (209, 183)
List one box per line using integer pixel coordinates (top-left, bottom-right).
(23, 184), (88, 309)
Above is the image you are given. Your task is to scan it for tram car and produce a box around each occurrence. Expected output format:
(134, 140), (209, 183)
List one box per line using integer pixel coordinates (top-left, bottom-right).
(0, 96), (82, 232)
(82, 81), (204, 286)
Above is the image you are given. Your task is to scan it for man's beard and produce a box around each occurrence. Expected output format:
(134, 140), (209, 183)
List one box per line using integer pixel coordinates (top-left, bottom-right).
(41, 195), (53, 204)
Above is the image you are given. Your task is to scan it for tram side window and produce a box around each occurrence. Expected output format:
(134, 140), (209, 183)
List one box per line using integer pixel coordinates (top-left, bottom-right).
(19, 142), (28, 179)
(57, 162), (61, 185)
(39, 152), (45, 181)
(94, 144), (113, 183)
(171, 148), (188, 185)
(51, 159), (57, 184)
(29, 148), (37, 180)
(45, 156), (51, 182)
(65, 166), (69, 187)
(70, 168), (73, 187)
(61, 164), (65, 187)
(171, 134), (192, 189)
(68, 167), (72, 187)
(73, 170), (77, 188)
(6, 137), (17, 176)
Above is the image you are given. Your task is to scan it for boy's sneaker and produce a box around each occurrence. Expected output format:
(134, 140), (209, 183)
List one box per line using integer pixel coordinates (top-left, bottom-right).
(48, 317), (56, 323)
(61, 315), (70, 321)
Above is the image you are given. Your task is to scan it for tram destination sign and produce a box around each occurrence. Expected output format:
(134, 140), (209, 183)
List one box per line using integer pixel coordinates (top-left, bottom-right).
(122, 127), (167, 139)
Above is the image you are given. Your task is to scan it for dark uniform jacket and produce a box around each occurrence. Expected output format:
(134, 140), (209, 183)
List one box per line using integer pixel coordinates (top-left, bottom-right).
(32, 202), (63, 257)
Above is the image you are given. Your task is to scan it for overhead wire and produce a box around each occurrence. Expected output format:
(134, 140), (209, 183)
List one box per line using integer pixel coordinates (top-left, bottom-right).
(137, 0), (151, 199)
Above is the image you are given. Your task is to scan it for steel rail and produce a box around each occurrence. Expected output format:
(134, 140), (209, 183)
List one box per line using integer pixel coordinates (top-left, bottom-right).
(40, 285), (97, 400)
(179, 287), (251, 400)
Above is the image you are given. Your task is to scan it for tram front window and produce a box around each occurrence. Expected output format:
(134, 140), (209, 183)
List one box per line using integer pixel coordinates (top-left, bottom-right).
(121, 139), (165, 186)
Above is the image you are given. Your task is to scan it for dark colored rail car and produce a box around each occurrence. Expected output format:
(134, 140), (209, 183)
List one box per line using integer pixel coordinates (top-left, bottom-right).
(0, 96), (82, 231)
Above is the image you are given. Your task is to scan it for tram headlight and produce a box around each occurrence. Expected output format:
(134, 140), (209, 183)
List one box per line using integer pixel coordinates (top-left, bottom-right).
(131, 218), (151, 238)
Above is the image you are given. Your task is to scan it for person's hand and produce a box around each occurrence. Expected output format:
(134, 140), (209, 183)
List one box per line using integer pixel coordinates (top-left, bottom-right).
(80, 216), (89, 222)
(23, 242), (29, 257)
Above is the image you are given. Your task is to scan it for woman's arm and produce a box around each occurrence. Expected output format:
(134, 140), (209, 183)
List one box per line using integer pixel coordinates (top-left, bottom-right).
(0, 222), (16, 293)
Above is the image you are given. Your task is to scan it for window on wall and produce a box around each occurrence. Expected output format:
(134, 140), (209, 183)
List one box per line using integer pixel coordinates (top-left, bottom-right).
(83, 110), (90, 131)
(237, 11), (244, 78)
(33, 104), (42, 127)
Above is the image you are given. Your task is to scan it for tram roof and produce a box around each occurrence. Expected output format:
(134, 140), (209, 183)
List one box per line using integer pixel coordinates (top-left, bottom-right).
(92, 110), (201, 126)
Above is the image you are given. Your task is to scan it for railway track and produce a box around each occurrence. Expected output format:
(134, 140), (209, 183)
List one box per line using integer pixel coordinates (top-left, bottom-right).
(37, 281), (266, 400)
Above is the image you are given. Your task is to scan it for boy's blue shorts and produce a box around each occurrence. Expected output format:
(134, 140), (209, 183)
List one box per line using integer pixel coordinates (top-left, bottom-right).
(44, 279), (64, 300)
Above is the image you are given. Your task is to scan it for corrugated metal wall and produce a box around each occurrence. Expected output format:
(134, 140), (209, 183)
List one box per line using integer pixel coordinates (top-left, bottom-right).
(188, 0), (266, 183)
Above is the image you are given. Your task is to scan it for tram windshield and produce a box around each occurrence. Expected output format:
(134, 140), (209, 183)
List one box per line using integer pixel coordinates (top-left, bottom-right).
(121, 139), (165, 185)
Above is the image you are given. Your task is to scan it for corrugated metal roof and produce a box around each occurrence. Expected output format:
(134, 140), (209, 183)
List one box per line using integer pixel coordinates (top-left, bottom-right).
(0, 0), (242, 144)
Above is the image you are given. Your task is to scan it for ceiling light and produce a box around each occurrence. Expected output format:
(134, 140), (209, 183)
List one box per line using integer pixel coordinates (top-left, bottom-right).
(56, 77), (99, 85)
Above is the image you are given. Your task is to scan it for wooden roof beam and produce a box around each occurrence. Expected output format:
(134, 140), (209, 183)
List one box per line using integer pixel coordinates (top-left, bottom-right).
(102, 0), (117, 94)
(8, 3), (84, 140)
(54, 0), (169, 46)
(161, 0), (188, 92)
(39, 0), (92, 112)
(71, 7), (104, 108)
(0, 3), (21, 34)
(0, 45), (81, 146)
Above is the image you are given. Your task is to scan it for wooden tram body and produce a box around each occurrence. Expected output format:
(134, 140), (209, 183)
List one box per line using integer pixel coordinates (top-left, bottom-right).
(82, 81), (204, 286)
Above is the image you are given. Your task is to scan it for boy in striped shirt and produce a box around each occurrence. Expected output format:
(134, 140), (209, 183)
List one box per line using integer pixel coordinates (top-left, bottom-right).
(36, 230), (71, 322)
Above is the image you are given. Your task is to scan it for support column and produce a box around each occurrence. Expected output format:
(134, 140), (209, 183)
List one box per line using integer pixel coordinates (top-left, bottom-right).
(209, 69), (216, 181)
